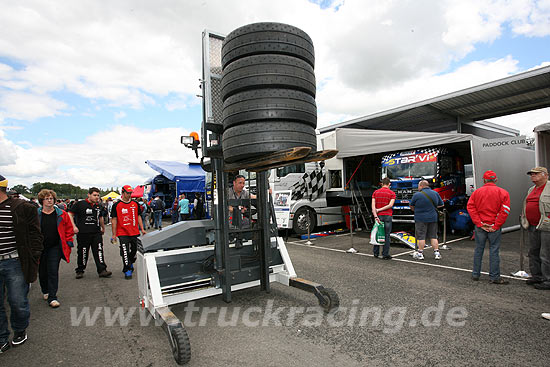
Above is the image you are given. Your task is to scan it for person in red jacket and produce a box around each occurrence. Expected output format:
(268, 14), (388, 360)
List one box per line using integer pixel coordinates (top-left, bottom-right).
(467, 170), (511, 284)
(37, 189), (74, 308)
(110, 185), (146, 279)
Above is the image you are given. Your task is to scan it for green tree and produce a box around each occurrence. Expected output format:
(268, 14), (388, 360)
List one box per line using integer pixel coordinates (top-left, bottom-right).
(11, 184), (30, 194)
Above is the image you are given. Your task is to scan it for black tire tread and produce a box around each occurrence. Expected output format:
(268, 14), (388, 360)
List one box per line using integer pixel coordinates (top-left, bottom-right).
(221, 54), (316, 101)
(171, 326), (191, 365)
(222, 25), (315, 68)
(222, 89), (317, 129)
(222, 122), (316, 163)
(319, 288), (340, 313)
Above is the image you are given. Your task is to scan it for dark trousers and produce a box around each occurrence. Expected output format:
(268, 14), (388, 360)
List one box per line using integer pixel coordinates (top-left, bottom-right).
(180, 213), (189, 222)
(39, 245), (62, 302)
(528, 225), (550, 283)
(171, 210), (179, 224)
(373, 215), (392, 257)
(118, 235), (138, 272)
(75, 233), (107, 274)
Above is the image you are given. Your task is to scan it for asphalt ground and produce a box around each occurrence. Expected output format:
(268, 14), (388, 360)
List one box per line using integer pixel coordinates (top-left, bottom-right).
(2, 221), (549, 366)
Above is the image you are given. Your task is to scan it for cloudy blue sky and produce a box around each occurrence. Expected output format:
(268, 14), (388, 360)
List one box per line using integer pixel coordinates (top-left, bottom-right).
(1, 0), (549, 189)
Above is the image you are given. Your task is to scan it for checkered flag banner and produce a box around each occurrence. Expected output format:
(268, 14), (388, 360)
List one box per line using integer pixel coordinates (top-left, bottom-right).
(291, 169), (327, 201)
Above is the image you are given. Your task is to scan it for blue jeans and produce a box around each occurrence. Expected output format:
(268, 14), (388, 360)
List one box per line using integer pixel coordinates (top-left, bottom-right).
(153, 210), (163, 229)
(0, 258), (30, 344)
(472, 227), (502, 280)
(373, 215), (392, 257)
(39, 245), (63, 302)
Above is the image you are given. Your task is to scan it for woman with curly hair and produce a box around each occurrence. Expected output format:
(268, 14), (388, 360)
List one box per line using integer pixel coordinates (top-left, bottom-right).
(37, 189), (74, 308)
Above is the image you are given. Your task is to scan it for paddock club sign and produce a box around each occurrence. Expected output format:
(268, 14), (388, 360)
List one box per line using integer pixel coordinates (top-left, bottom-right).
(481, 136), (527, 151)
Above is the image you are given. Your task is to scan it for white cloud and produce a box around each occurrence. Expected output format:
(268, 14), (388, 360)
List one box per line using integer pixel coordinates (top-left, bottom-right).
(0, 91), (67, 121)
(0, 130), (18, 165)
(114, 111), (126, 120)
(0, 0), (548, 121)
(1, 125), (199, 188)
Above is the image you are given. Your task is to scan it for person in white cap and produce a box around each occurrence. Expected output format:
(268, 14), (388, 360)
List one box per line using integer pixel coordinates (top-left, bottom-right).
(521, 166), (550, 290)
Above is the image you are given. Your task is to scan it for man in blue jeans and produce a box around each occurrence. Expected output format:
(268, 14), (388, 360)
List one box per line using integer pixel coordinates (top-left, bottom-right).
(467, 170), (511, 284)
(0, 175), (43, 353)
(371, 178), (396, 259)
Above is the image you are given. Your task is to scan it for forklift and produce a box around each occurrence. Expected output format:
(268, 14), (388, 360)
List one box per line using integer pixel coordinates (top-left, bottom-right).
(136, 29), (339, 365)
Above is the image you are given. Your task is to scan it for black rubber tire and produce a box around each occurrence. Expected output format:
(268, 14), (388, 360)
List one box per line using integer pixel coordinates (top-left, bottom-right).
(222, 121), (317, 163)
(170, 326), (191, 365)
(222, 89), (317, 129)
(221, 54), (316, 101)
(293, 206), (317, 235)
(222, 22), (315, 69)
(319, 287), (340, 313)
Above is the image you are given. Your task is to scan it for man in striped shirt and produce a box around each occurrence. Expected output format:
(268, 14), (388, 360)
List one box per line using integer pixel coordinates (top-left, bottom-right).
(0, 175), (43, 353)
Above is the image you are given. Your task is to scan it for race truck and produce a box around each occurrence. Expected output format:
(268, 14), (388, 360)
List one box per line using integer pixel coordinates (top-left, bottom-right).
(381, 147), (466, 223)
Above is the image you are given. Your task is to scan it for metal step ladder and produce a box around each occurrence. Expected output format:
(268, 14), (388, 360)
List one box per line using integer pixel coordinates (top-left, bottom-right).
(350, 180), (373, 231)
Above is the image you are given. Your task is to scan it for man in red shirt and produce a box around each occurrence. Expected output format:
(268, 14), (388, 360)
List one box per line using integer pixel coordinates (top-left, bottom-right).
(521, 166), (550, 290)
(371, 177), (396, 259)
(110, 185), (146, 280)
(467, 170), (510, 284)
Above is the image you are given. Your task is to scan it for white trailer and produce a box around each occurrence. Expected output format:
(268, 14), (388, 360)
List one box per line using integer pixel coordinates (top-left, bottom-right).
(275, 128), (535, 233)
(534, 122), (550, 167)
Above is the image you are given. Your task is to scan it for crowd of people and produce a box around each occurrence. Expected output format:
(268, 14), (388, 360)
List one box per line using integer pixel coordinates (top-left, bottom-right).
(0, 176), (207, 354)
(371, 166), (549, 319)
(0, 166), (548, 353)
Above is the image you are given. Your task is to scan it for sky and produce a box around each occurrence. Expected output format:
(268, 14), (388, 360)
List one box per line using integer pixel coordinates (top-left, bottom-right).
(1, 0), (549, 190)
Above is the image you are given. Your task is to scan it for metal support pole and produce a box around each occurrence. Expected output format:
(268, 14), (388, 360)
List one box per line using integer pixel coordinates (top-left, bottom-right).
(305, 208), (312, 245)
(257, 171), (271, 292)
(440, 210), (450, 250)
(213, 158), (231, 303)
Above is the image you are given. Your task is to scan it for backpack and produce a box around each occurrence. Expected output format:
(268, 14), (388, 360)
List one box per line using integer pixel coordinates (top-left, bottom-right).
(150, 199), (159, 211)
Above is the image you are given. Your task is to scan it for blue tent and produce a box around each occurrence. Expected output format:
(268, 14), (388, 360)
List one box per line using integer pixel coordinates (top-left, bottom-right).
(146, 160), (206, 192)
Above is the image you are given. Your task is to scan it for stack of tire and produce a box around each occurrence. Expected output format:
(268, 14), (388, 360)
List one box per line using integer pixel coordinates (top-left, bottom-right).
(221, 22), (317, 163)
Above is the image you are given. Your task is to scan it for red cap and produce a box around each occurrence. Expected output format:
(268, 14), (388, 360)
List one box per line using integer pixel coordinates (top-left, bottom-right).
(122, 185), (133, 193)
(483, 170), (497, 180)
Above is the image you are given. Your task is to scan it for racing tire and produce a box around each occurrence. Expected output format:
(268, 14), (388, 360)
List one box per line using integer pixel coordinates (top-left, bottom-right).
(220, 54), (316, 101)
(292, 206), (317, 235)
(222, 121), (317, 163)
(222, 22), (315, 69)
(169, 326), (191, 365)
(222, 88), (317, 129)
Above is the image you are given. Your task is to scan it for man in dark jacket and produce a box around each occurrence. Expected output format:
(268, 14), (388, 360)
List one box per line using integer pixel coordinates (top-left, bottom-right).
(0, 175), (43, 353)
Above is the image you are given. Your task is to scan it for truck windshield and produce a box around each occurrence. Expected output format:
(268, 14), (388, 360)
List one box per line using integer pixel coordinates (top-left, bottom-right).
(382, 161), (437, 179)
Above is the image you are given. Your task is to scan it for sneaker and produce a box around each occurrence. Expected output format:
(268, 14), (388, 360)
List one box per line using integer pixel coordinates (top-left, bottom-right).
(75, 272), (84, 279)
(98, 270), (112, 278)
(49, 300), (60, 308)
(346, 248), (357, 253)
(413, 252), (424, 260)
(472, 276), (480, 281)
(382, 255), (392, 260)
(43, 293), (49, 300)
(11, 331), (27, 346)
(0, 341), (10, 353)
(124, 270), (133, 280)
(534, 282), (550, 290)
(434, 251), (442, 260)
(489, 278), (509, 285)
(373, 254), (379, 258)
(542, 313), (550, 320)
